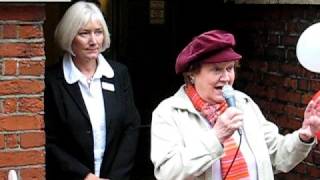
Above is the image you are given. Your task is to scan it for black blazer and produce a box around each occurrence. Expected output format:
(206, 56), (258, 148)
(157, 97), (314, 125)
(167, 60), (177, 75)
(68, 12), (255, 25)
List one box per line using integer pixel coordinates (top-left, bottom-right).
(44, 59), (140, 180)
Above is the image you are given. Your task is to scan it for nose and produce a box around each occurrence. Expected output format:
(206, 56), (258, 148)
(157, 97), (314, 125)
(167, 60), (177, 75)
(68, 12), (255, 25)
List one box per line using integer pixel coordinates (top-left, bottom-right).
(89, 32), (98, 45)
(219, 70), (230, 82)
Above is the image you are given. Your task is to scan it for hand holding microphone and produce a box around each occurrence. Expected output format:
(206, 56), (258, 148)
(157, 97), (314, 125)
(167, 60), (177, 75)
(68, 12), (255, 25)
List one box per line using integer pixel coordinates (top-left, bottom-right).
(213, 85), (243, 143)
(222, 85), (243, 136)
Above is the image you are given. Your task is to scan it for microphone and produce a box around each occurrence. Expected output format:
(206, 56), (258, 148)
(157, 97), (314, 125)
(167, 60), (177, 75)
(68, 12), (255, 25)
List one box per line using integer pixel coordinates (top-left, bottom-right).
(222, 85), (242, 135)
(222, 85), (236, 108)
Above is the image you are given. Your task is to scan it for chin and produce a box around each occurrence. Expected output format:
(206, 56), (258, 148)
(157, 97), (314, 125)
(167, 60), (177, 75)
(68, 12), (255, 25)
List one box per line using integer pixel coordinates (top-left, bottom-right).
(87, 54), (99, 60)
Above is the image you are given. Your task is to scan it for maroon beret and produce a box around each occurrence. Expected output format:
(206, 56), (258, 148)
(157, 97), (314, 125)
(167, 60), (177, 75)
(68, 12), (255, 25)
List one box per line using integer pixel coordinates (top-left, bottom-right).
(175, 30), (242, 74)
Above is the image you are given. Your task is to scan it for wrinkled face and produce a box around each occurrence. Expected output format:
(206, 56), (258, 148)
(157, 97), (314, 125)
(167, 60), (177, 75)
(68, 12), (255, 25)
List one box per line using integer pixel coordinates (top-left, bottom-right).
(193, 61), (236, 104)
(72, 20), (104, 62)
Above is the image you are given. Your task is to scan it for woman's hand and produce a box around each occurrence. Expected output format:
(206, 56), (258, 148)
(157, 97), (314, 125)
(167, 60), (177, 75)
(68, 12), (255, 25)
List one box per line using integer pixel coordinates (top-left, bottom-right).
(84, 173), (110, 180)
(84, 173), (100, 180)
(300, 95), (320, 142)
(213, 107), (243, 143)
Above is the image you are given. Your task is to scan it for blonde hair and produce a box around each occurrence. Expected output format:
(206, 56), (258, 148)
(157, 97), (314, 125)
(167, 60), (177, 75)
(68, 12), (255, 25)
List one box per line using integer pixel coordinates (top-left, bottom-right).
(54, 1), (110, 54)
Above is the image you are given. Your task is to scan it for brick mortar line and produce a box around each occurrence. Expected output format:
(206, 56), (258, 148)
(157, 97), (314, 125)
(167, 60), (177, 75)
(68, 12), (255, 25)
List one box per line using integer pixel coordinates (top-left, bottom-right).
(0, 39), (44, 43)
(0, 94), (43, 99)
(0, 21), (44, 25)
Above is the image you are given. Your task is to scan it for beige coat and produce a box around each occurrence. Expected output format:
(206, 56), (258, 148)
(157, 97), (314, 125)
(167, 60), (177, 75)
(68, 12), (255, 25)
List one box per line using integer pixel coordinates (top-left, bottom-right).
(151, 85), (314, 180)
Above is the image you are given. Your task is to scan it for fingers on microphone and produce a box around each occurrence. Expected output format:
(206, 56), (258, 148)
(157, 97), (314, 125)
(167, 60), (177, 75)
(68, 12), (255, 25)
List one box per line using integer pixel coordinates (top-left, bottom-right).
(226, 107), (243, 118)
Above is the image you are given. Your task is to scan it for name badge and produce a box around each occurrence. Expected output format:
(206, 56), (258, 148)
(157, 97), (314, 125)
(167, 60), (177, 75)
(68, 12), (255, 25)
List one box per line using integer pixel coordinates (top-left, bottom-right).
(102, 82), (115, 92)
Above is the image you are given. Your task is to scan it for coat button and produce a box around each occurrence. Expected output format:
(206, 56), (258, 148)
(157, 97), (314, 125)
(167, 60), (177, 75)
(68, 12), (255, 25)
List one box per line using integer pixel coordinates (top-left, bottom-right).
(86, 130), (91, 134)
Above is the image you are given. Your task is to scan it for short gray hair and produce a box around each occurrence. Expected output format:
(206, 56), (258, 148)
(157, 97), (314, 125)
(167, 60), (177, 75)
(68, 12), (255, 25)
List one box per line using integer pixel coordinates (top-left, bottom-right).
(54, 1), (110, 54)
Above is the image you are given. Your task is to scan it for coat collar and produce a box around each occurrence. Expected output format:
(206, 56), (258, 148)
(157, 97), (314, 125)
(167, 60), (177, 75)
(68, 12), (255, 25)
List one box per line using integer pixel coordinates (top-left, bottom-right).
(172, 84), (249, 115)
(171, 85), (200, 115)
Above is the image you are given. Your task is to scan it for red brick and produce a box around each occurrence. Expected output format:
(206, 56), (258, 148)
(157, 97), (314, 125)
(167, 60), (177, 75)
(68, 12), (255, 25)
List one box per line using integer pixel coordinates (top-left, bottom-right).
(266, 88), (276, 100)
(0, 170), (7, 180)
(0, 134), (4, 149)
(268, 101), (284, 113)
(267, 21), (285, 32)
(249, 60), (268, 72)
(0, 25), (2, 39)
(19, 61), (45, 76)
(310, 81), (320, 90)
(18, 97), (43, 113)
(268, 62), (280, 73)
(282, 35), (298, 46)
(0, 3), (45, 176)
(286, 48), (297, 60)
(0, 150), (44, 167)
(0, 100), (2, 113)
(3, 98), (17, 113)
(280, 64), (304, 76)
(20, 131), (45, 148)
(3, 24), (17, 39)
(245, 85), (265, 98)
(274, 114), (292, 128)
(5, 134), (19, 148)
(0, 6), (45, 21)
(0, 62), (3, 75)
(3, 60), (17, 75)
(21, 167), (45, 180)
(289, 118), (303, 130)
(0, 80), (44, 95)
(276, 89), (301, 104)
(287, 21), (309, 34)
(302, 93), (314, 105)
(19, 25), (43, 39)
(312, 150), (320, 166)
(305, 152), (313, 164)
(298, 79), (309, 91)
(0, 43), (45, 57)
(306, 165), (320, 177)
(0, 115), (44, 131)
(264, 74), (283, 87)
(283, 105), (304, 118)
(283, 77), (297, 89)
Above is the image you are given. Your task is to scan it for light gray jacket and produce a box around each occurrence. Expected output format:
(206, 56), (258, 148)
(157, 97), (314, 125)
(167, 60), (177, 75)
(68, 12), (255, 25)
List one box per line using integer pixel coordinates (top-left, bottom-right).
(151, 85), (314, 180)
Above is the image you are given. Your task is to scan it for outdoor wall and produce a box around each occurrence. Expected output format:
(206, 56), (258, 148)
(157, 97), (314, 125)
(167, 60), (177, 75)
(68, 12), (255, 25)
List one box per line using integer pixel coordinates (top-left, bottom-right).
(124, 1), (320, 179)
(227, 4), (320, 180)
(0, 3), (46, 180)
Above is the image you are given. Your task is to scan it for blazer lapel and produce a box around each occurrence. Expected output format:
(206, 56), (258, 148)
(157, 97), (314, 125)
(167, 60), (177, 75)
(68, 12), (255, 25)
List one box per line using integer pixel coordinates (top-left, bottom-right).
(56, 66), (90, 121)
(63, 81), (90, 121)
(101, 76), (116, 148)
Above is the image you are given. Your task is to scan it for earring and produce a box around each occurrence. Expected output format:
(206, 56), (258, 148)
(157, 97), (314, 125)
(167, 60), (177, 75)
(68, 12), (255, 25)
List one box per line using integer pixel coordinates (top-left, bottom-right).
(190, 76), (195, 84)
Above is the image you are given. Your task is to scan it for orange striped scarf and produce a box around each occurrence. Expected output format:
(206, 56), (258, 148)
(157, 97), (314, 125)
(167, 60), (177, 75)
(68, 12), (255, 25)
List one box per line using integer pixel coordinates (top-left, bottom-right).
(185, 84), (249, 180)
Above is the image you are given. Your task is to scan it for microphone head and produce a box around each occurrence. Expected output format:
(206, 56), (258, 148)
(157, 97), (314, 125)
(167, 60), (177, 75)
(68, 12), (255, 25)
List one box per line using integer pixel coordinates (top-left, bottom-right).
(222, 84), (234, 99)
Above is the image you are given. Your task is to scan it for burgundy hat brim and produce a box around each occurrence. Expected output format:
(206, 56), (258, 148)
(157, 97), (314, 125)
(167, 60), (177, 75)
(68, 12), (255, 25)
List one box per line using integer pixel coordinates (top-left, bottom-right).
(201, 47), (242, 64)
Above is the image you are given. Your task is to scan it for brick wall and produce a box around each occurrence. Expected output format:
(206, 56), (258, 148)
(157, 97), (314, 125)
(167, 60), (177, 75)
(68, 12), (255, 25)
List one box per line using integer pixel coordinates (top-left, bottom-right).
(227, 5), (320, 180)
(0, 4), (46, 180)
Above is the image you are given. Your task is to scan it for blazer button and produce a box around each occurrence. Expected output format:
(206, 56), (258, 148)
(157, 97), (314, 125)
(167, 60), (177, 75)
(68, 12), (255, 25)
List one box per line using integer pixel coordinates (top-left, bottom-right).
(86, 130), (91, 134)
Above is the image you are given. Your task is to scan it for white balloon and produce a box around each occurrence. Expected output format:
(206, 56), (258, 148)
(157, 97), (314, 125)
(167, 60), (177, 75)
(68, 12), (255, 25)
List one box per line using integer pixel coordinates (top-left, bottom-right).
(296, 22), (320, 73)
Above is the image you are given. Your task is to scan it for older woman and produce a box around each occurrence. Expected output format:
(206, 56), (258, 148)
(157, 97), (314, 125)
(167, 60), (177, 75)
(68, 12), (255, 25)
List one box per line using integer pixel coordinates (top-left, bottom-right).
(151, 30), (320, 180)
(44, 2), (140, 180)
